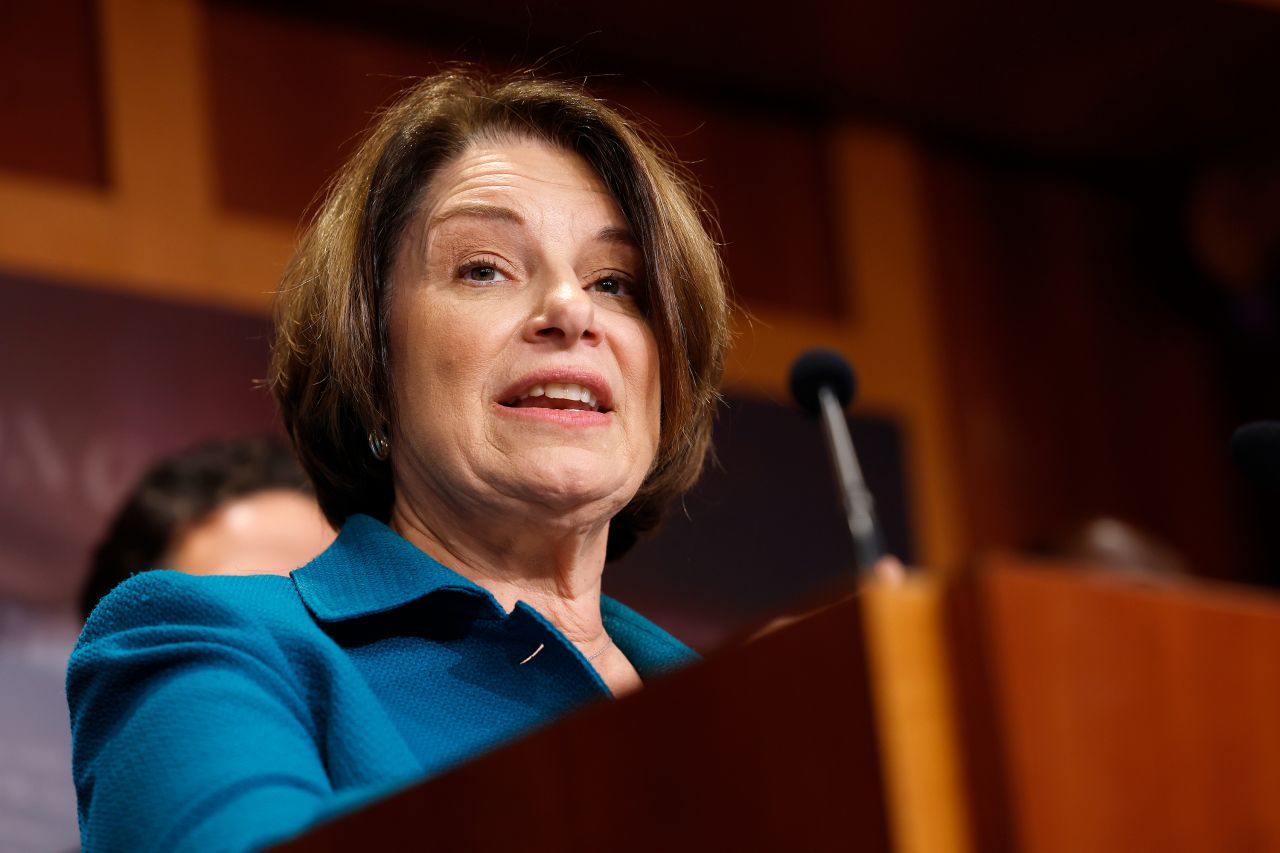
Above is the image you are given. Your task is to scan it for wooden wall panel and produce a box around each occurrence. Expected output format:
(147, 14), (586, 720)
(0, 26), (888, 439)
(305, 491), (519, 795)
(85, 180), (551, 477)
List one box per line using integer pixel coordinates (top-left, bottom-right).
(205, 1), (444, 222)
(922, 152), (1245, 578)
(609, 88), (844, 317)
(0, 0), (106, 186)
(204, 3), (844, 317)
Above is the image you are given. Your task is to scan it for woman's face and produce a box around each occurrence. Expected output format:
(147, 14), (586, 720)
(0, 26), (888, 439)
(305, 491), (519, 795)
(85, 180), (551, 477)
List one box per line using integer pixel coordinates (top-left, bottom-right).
(165, 490), (335, 576)
(386, 137), (661, 529)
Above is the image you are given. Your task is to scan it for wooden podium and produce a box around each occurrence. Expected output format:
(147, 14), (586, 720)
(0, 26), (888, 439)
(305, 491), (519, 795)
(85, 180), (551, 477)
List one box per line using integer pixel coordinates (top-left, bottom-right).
(947, 556), (1280, 852)
(269, 558), (1280, 852)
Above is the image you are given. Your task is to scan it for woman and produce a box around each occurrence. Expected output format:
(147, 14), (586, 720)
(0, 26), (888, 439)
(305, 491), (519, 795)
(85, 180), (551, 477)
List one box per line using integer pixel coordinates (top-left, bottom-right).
(68, 69), (729, 852)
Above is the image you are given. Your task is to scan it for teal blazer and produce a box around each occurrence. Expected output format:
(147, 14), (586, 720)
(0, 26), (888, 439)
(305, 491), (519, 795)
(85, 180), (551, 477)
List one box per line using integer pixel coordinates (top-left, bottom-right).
(67, 515), (696, 853)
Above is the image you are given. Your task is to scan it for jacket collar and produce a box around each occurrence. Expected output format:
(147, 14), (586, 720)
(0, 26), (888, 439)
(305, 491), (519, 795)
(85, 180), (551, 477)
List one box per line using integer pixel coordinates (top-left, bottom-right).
(291, 514), (499, 622)
(291, 515), (699, 674)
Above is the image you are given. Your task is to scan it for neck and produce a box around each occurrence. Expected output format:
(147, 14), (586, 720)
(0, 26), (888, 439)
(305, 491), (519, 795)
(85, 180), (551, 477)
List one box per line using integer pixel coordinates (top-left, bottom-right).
(389, 496), (612, 647)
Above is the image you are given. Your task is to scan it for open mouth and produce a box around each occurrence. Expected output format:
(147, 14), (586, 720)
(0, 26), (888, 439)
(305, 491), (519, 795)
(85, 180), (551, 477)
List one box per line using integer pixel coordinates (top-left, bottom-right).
(500, 383), (608, 413)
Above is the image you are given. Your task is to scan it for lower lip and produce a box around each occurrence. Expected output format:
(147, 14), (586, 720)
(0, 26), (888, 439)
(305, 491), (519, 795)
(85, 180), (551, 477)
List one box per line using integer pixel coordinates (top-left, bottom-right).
(493, 403), (612, 427)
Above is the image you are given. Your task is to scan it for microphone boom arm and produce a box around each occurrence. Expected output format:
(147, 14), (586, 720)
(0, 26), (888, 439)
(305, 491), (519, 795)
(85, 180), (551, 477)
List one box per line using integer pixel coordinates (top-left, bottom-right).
(817, 386), (885, 572)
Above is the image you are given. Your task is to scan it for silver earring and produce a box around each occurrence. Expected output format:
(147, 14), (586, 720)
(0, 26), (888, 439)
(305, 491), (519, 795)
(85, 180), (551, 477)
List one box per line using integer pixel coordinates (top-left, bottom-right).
(367, 429), (390, 461)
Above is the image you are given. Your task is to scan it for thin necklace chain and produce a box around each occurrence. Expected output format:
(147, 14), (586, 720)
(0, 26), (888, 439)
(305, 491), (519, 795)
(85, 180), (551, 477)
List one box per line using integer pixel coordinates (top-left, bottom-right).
(585, 636), (613, 662)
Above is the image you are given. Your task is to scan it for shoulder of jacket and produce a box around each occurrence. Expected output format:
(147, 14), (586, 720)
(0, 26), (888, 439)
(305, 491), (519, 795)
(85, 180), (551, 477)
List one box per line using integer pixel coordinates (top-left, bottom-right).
(79, 570), (310, 644)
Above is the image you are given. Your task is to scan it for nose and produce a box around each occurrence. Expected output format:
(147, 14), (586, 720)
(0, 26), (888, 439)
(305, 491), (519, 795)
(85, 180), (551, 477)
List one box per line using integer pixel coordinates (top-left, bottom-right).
(524, 273), (598, 346)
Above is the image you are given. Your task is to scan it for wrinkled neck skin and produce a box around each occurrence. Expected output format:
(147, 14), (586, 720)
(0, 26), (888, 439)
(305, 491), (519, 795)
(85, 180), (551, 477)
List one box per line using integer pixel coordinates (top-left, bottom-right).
(389, 481), (614, 649)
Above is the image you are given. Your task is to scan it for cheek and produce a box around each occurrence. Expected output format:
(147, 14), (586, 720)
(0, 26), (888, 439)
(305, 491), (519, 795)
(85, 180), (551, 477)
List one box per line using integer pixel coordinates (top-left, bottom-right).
(389, 301), (461, 447)
(389, 298), (518, 461)
(392, 300), (476, 396)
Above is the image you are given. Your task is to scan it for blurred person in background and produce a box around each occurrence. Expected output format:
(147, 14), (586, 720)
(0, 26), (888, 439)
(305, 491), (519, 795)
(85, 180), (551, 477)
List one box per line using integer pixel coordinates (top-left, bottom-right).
(78, 436), (335, 620)
(4, 437), (331, 853)
(1036, 516), (1191, 581)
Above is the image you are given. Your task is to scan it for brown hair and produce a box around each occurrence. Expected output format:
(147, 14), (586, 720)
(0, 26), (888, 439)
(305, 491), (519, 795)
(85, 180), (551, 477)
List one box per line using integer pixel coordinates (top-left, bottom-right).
(269, 68), (729, 559)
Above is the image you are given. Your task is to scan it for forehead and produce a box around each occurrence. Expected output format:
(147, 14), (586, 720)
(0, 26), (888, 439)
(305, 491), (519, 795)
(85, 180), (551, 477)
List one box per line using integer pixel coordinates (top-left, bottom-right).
(419, 137), (627, 231)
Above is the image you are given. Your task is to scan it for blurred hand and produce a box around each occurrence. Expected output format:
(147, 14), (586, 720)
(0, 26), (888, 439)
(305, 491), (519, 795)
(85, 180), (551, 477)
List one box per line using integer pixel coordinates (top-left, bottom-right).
(872, 554), (906, 586)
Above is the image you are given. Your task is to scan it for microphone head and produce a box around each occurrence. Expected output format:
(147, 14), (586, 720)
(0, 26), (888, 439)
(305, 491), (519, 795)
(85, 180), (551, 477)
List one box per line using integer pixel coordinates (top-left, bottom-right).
(789, 348), (858, 417)
(1231, 421), (1280, 494)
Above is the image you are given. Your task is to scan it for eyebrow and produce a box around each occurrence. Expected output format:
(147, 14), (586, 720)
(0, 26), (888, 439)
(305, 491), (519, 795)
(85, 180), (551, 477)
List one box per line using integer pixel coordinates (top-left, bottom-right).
(429, 203), (524, 230)
(594, 226), (640, 250)
(429, 203), (639, 249)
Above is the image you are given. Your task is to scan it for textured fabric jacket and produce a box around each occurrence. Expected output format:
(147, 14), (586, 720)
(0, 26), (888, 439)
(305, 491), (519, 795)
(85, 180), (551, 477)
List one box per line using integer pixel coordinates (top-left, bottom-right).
(67, 514), (697, 852)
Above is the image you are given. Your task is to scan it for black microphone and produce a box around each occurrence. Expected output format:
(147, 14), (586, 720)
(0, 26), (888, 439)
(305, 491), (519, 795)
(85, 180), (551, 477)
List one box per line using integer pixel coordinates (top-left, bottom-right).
(789, 349), (885, 574)
(1231, 422), (1280, 495)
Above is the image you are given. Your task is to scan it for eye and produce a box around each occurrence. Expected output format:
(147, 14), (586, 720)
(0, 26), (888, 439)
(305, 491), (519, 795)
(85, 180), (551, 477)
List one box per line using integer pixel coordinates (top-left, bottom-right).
(590, 275), (632, 297)
(458, 260), (509, 284)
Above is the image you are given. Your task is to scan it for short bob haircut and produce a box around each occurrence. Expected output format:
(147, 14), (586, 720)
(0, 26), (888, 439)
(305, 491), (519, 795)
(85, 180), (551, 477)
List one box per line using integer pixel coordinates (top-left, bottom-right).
(270, 68), (730, 559)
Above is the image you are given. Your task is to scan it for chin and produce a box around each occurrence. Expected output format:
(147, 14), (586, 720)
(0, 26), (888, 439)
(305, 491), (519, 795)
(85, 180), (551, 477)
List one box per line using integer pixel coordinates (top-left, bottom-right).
(506, 455), (639, 517)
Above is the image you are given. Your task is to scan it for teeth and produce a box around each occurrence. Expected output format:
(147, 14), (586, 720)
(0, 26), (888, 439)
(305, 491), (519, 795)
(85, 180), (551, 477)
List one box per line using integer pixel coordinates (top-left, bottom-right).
(516, 382), (600, 410)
